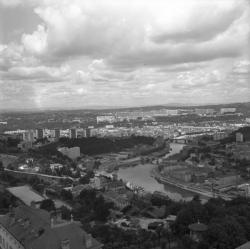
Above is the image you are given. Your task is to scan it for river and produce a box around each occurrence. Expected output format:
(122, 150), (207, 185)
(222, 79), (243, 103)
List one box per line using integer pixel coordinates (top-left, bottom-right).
(117, 143), (196, 202)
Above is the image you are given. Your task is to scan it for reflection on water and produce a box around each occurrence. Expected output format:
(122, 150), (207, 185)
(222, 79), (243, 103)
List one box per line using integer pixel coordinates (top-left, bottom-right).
(117, 143), (195, 201)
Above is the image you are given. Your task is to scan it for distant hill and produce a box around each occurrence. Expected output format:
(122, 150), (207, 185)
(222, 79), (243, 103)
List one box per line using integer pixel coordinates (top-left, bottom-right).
(1, 102), (250, 114)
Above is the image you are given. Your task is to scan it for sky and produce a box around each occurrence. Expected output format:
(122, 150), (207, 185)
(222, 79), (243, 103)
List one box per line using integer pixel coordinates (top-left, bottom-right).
(0, 0), (249, 110)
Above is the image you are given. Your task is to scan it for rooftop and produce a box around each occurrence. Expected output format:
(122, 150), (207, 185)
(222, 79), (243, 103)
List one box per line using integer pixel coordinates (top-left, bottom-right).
(0, 205), (102, 249)
(7, 185), (45, 206)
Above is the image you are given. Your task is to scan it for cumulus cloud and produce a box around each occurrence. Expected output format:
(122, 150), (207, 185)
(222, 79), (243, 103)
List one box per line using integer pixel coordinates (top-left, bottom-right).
(1, 0), (250, 109)
(22, 25), (48, 55)
(150, 1), (244, 43)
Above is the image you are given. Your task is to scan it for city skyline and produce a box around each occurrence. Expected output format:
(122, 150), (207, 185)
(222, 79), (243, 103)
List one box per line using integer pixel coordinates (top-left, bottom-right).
(0, 0), (250, 110)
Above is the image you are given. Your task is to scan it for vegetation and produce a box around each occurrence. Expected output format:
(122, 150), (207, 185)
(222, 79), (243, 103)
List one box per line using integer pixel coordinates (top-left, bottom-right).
(171, 196), (250, 249)
(40, 199), (56, 212)
(73, 189), (114, 223)
(221, 126), (250, 144)
(31, 136), (155, 158)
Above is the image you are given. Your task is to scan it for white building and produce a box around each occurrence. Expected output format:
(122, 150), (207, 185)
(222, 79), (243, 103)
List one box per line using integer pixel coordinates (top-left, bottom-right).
(97, 115), (116, 123)
(220, 108), (236, 114)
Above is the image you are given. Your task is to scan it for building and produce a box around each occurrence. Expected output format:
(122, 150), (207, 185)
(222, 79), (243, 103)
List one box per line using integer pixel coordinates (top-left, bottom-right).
(36, 129), (44, 140)
(50, 163), (63, 172)
(96, 116), (116, 124)
(6, 185), (45, 207)
(195, 109), (214, 116)
(86, 128), (93, 138)
(213, 132), (228, 141)
(70, 129), (77, 139)
(0, 205), (103, 249)
(54, 129), (61, 140)
(22, 130), (35, 142)
(220, 108), (236, 114)
(236, 132), (244, 143)
(227, 142), (250, 160)
(58, 147), (80, 160)
(77, 128), (86, 138)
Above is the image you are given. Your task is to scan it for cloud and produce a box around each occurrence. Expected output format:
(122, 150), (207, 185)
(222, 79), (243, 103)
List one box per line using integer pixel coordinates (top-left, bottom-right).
(2, 64), (71, 82)
(22, 25), (48, 55)
(151, 1), (244, 43)
(0, 0), (249, 109)
(0, 0), (22, 7)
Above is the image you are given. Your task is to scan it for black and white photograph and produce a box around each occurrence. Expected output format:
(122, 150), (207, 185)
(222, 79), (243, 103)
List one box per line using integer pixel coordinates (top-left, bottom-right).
(0, 0), (250, 248)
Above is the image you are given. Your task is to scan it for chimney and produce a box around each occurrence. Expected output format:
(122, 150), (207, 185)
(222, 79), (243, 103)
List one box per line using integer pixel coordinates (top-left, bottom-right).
(84, 234), (92, 248)
(61, 239), (70, 249)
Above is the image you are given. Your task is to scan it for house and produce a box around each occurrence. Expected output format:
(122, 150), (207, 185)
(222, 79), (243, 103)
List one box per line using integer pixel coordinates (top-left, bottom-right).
(0, 205), (103, 249)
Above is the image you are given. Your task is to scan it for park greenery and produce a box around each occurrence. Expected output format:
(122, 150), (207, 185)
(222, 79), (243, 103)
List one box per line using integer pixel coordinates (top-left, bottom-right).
(33, 136), (155, 157)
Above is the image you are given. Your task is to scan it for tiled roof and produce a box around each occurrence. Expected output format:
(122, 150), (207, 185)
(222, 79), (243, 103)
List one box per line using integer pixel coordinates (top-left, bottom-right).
(0, 205), (102, 249)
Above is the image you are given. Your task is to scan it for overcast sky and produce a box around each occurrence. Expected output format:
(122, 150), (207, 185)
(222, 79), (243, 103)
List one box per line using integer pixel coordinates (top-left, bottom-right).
(0, 0), (249, 110)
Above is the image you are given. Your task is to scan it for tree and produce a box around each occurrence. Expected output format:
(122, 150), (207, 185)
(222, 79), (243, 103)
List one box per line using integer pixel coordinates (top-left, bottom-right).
(61, 205), (71, 220)
(60, 189), (73, 201)
(0, 161), (4, 171)
(79, 171), (94, 185)
(40, 199), (55, 212)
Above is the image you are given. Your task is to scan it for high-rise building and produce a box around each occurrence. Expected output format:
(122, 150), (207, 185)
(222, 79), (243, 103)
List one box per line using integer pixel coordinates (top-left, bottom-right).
(76, 128), (86, 138)
(54, 129), (60, 139)
(86, 128), (93, 138)
(36, 128), (44, 140)
(70, 128), (77, 139)
(22, 130), (35, 142)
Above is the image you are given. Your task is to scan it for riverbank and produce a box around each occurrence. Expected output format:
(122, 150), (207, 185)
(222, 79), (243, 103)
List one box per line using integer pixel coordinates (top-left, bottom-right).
(151, 167), (232, 201)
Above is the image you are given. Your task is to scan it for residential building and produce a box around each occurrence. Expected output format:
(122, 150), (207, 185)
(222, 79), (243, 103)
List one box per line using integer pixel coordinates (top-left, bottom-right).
(70, 129), (77, 139)
(195, 109), (214, 116)
(76, 128), (86, 138)
(54, 129), (60, 140)
(36, 129), (44, 140)
(96, 116), (116, 124)
(220, 108), (236, 114)
(86, 128), (93, 138)
(0, 205), (103, 249)
(22, 130), (35, 142)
